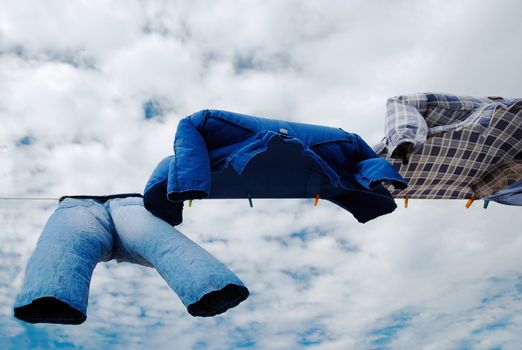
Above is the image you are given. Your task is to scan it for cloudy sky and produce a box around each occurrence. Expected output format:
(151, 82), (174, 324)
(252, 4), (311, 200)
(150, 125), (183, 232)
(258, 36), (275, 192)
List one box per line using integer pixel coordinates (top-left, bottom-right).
(1, 0), (522, 349)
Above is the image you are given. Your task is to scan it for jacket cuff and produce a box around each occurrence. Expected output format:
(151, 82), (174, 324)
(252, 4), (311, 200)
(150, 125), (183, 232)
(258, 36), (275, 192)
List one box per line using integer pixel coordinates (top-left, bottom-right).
(353, 158), (408, 190)
(167, 189), (208, 202)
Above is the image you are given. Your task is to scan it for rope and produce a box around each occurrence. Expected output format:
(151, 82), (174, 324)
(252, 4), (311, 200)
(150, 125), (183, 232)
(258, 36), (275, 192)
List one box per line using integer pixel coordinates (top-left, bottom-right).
(0, 197), (58, 201)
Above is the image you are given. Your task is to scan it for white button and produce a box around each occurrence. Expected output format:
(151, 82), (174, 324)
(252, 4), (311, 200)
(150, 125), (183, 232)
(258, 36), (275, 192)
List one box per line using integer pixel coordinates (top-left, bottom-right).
(279, 128), (288, 135)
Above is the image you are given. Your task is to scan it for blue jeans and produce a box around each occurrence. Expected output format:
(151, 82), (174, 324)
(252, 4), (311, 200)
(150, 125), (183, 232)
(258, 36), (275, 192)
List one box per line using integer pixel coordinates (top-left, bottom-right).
(13, 195), (248, 324)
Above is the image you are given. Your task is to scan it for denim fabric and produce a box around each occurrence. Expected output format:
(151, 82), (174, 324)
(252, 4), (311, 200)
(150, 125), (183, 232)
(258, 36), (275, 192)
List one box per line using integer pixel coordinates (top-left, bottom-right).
(13, 196), (248, 324)
(144, 109), (407, 226)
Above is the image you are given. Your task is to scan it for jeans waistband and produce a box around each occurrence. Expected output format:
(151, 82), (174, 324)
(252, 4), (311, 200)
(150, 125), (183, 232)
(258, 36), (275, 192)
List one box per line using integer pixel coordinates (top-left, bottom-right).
(58, 193), (143, 204)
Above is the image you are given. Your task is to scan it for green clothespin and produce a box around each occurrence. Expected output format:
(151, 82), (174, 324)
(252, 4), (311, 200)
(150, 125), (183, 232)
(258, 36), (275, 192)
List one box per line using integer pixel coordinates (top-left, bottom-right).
(483, 200), (489, 209)
(188, 200), (193, 207)
(248, 194), (253, 208)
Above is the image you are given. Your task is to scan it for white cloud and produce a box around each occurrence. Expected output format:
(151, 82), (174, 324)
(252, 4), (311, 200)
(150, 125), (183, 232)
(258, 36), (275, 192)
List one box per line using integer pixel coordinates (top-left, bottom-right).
(1, 0), (522, 349)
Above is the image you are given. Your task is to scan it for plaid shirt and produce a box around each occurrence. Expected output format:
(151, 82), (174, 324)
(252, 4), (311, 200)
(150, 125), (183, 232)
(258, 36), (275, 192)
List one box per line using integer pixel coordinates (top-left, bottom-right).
(376, 93), (522, 199)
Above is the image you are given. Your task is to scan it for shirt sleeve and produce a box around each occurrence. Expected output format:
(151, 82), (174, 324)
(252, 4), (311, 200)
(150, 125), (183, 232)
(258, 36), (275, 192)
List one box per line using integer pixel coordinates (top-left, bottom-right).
(384, 93), (429, 158)
(384, 93), (501, 158)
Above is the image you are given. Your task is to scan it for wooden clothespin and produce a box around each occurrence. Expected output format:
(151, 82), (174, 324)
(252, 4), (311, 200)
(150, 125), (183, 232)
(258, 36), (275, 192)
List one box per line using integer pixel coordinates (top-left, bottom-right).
(404, 195), (409, 208)
(465, 194), (476, 208)
(314, 193), (320, 206)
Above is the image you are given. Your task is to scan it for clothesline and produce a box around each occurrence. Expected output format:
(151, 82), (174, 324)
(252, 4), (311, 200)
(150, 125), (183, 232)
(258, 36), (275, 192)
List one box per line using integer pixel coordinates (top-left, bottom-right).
(0, 197), (59, 201)
(0, 196), (488, 210)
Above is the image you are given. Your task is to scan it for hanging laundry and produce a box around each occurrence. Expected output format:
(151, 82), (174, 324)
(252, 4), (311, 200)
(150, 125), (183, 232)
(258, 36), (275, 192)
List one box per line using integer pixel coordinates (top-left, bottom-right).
(14, 194), (248, 324)
(144, 110), (407, 225)
(375, 93), (522, 205)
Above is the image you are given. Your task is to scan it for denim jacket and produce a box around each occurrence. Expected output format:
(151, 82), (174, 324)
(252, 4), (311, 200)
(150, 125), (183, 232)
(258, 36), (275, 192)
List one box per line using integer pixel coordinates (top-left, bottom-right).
(145, 110), (407, 224)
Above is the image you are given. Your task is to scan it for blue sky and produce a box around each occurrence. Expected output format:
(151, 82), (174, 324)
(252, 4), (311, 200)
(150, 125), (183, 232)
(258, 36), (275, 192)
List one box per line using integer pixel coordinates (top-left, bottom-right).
(1, 0), (522, 349)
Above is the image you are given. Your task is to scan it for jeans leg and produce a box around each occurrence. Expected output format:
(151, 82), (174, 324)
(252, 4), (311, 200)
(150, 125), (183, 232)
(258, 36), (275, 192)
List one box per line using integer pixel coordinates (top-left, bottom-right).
(13, 199), (114, 324)
(108, 197), (249, 317)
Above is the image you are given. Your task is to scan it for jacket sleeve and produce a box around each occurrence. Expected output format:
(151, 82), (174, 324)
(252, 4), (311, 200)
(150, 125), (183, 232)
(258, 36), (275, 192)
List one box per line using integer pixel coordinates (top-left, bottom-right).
(352, 134), (408, 191)
(384, 93), (429, 158)
(167, 116), (211, 201)
(143, 156), (184, 225)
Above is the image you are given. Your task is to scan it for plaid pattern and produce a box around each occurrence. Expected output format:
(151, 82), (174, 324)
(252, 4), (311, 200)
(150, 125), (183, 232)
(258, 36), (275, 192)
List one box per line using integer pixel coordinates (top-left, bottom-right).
(377, 93), (522, 199)
(471, 160), (522, 198)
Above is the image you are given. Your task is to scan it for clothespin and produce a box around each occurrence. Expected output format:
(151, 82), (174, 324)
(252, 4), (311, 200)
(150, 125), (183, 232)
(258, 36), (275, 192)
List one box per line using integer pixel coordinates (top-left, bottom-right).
(483, 200), (490, 209)
(314, 193), (320, 206)
(404, 195), (409, 208)
(247, 194), (253, 208)
(188, 200), (193, 207)
(465, 194), (476, 208)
